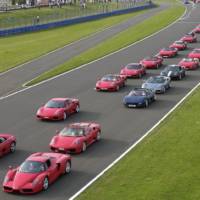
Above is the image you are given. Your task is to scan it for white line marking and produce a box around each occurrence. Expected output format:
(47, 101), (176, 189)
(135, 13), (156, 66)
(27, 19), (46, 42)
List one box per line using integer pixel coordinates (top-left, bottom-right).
(0, 4), (154, 77)
(180, 1), (196, 20)
(69, 81), (200, 200)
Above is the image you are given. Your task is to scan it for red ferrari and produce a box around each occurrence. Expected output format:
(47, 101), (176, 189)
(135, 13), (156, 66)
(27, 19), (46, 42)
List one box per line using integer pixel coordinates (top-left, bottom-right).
(120, 63), (146, 78)
(178, 58), (199, 70)
(193, 25), (200, 34)
(36, 98), (80, 120)
(0, 134), (16, 157)
(50, 122), (101, 153)
(140, 56), (163, 69)
(3, 152), (71, 194)
(169, 40), (187, 50)
(95, 74), (126, 91)
(188, 48), (200, 60)
(158, 47), (178, 58)
(180, 33), (197, 43)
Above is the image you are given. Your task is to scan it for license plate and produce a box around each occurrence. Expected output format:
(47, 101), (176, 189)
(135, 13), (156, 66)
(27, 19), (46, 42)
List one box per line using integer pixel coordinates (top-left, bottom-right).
(128, 104), (136, 107)
(59, 148), (65, 151)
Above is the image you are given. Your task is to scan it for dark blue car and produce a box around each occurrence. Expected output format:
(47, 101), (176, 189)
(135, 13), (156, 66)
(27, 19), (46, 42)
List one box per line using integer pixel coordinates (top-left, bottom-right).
(123, 88), (156, 108)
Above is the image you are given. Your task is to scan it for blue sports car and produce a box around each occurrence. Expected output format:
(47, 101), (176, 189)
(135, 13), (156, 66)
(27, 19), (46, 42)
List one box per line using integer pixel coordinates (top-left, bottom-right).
(123, 88), (156, 108)
(142, 76), (171, 94)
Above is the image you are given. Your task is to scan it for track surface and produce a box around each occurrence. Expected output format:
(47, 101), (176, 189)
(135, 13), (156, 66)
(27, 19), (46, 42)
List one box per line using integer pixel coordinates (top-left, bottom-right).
(0, 3), (199, 200)
(0, 4), (166, 97)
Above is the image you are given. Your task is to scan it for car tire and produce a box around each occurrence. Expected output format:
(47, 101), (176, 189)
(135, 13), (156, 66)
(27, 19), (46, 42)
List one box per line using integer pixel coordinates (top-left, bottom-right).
(153, 95), (156, 101)
(162, 87), (166, 93)
(63, 112), (67, 120)
(82, 142), (87, 152)
(10, 142), (16, 153)
(145, 99), (149, 108)
(156, 64), (159, 69)
(116, 86), (120, 91)
(96, 131), (101, 141)
(179, 74), (182, 80)
(43, 177), (49, 191)
(75, 105), (80, 113)
(64, 161), (71, 174)
(138, 73), (142, 78)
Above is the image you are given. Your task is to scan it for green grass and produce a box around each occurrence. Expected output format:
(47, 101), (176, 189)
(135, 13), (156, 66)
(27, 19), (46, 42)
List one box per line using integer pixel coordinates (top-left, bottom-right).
(0, 9), (149, 72)
(75, 86), (200, 200)
(26, 4), (185, 86)
(0, 2), (134, 29)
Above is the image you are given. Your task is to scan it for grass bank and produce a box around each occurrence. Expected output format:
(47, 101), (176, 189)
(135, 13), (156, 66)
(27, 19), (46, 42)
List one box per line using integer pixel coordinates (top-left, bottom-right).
(0, 8), (148, 72)
(26, 4), (185, 86)
(75, 85), (200, 200)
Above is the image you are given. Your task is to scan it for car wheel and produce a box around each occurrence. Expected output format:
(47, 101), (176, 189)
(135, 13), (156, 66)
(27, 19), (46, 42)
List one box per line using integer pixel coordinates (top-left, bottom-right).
(179, 74), (182, 80)
(138, 73), (142, 78)
(82, 142), (87, 152)
(43, 177), (49, 191)
(10, 142), (16, 153)
(153, 95), (156, 101)
(162, 87), (166, 93)
(96, 131), (101, 141)
(64, 161), (71, 174)
(63, 112), (67, 120)
(156, 64), (159, 69)
(75, 105), (80, 113)
(145, 99), (149, 108)
(116, 85), (120, 91)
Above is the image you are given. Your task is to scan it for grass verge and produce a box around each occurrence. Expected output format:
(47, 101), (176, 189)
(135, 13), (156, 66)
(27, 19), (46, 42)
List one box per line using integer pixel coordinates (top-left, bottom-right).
(26, 4), (185, 86)
(75, 84), (200, 200)
(0, 8), (149, 72)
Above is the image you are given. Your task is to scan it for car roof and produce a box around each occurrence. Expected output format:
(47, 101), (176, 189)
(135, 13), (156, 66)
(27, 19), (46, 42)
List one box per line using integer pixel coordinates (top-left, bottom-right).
(50, 98), (68, 101)
(27, 152), (60, 162)
(68, 122), (92, 128)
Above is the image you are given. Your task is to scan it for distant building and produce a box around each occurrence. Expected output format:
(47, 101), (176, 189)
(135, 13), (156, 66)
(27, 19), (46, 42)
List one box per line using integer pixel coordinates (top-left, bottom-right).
(0, 0), (12, 8)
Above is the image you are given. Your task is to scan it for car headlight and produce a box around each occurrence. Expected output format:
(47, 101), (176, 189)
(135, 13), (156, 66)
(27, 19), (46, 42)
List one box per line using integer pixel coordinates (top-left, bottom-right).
(4, 176), (10, 183)
(32, 178), (40, 186)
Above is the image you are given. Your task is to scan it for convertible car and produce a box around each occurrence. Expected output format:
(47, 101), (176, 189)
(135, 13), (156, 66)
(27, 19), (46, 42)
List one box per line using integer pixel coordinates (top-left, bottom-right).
(3, 152), (71, 194)
(178, 58), (199, 70)
(95, 74), (126, 91)
(169, 40), (187, 50)
(158, 47), (178, 58)
(142, 76), (171, 94)
(0, 134), (16, 157)
(160, 65), (186, 80)
(50, 122), (101, 153)
(120, 63), (146, 78)
(140, 55), (163, 69)
(123, 88), (156, 108)
(36, 98), (80, 121)
(188, 48), (200, 60)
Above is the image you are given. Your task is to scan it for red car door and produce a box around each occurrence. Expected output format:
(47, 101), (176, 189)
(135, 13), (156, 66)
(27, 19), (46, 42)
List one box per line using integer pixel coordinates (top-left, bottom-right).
(65, 100), (74, 114)
(45, 159), (60, 183)
(84, 128), (94, 145)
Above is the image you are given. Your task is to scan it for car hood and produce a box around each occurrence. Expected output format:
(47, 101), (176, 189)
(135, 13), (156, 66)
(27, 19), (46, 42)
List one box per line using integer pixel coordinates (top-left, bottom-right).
(143, 83), (163, 89)
(122, 68), (140, 74)
(51, 136), (81, 148)
(97, 81), (116, 87)
(12, 172), (39, 189)
(39, 107), (63, 116)
(124, 95), (145, 103)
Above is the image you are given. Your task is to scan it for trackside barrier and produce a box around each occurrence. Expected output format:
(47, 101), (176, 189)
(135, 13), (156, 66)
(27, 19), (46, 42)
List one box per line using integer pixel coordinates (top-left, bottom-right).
(0, 3), (156, 37)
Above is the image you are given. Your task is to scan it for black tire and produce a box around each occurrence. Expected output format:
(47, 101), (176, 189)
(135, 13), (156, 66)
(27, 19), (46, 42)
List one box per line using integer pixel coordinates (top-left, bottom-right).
(82, 142), (87, 152)
(42, 177), (49, 191)
(144, 99), (149, 108)
(64, 161), (71, 174)
(10, 142), (16, 153)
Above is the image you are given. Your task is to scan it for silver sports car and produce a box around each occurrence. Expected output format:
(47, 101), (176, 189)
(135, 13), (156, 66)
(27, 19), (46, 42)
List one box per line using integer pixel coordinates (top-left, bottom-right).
(142, 76), (171, 94)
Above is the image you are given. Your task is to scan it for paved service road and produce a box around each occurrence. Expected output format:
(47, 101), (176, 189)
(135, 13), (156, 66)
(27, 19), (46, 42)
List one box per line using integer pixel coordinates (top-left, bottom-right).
(0, 4), (167, 97)
(0, 3), (199, 200)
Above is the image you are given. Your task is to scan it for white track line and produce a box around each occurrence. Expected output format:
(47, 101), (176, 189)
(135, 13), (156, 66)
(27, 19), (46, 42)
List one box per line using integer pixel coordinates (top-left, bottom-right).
(180, 1), (196, 20)
(69, 80), (200, 200)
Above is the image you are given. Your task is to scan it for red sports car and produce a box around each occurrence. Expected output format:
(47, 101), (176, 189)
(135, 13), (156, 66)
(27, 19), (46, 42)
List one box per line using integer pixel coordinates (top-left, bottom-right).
(0, 134), (16, 157)
(3, 152), (71, 194)
(180, 33), (197, 43)
(158, 47), (178, 58)
(120, 63), (146, 78)
(140, 56), (163, 69)
(50, 122), (101, 153)
(169, 40), (187, 50)
(193, 25), (200, 34)
(188, 48), (200, 60)
(95, 74), (126, 91)
(36, 98), (80, 120)
(178, 58), (199, 70)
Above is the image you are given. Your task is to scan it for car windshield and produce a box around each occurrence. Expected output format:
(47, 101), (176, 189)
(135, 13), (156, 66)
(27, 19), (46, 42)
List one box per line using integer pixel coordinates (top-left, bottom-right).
(162, 48), (172, 51)
(19, 161), (45, 173)
(183, 58), (193, 62)
(147, 76), (165, 83)
(165, 66), (179, 72)
(126, 64), (141, 69)
(59, 127), (85, 137)
(144, 57), (158, 61)
(45, 100), (65, 108)
(175, 41), (184, 45)
(129, 90), (146, 96)
(101, 75), (117, 82)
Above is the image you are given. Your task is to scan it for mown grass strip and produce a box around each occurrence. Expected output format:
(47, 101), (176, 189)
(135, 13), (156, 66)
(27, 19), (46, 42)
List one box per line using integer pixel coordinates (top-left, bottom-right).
(26, 4), (185, 86)
(75, 84), (200, 200)
(0, 9), (148, 72)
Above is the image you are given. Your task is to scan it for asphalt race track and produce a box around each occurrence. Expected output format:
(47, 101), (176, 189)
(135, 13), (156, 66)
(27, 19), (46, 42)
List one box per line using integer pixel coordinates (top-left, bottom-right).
(0, 3), (200, 200)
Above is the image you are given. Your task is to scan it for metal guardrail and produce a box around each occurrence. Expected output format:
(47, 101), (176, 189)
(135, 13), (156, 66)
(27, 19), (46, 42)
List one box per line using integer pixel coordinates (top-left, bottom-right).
(0, 2), (155, 37)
